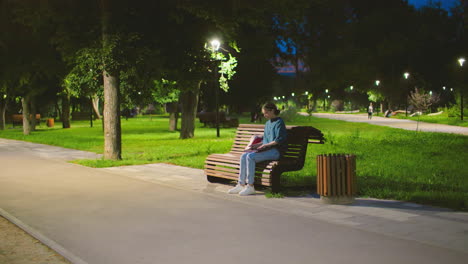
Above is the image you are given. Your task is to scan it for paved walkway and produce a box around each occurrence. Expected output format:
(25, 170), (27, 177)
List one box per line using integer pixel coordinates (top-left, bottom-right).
(1, 138), (468, 264)
(311, 113), (468, 135)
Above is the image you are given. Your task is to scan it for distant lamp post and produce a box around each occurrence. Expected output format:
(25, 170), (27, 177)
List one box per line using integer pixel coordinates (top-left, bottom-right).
(375, 80), (382, 113)
(323, 89), (329, 110)
(347, 86), (354, 110)
(404, 73), (410, 116)
(210, 38), (221, 137)
(458, 57), (465, 120)
(291, 93), (295, 97)
(443, 86), (446, 90)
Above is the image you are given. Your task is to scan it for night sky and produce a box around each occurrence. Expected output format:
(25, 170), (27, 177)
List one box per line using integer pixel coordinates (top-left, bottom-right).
(276, 0), (459, 76)
(408, 0), (457, 9)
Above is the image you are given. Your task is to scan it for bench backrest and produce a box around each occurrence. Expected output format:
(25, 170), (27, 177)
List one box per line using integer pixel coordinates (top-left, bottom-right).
(230, 124), (324, 169)
(11, 114), (41, 122)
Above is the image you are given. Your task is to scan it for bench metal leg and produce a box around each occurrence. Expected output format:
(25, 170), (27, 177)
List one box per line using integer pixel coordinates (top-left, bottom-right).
(270, 170), (282, 193)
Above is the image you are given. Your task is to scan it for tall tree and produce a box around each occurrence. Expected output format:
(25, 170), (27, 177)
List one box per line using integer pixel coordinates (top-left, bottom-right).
(100, 0), (121, 159)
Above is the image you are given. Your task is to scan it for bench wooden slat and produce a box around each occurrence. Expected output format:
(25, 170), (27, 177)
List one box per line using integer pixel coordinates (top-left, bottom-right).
(205, 160), (241, 168)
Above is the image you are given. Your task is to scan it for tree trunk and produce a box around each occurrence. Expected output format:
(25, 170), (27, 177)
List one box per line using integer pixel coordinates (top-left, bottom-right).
(102, 0), (122, 160)
(103, 72), (121, 160)
(21, 94), (31, 135)
(169, 112), (179, 131)
(30, 97), (37, 131)
(166, 102), (179, 131)
(310, 95), (318, 112)
(0, 96), (6, 130)
(179, 81), (201, 139)
(92, 94), (101, 119)
(55, 99), (62, 120)
(62, 93), (71, 128)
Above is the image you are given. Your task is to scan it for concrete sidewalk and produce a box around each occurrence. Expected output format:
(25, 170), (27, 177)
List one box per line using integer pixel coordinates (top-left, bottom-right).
(1, 138), (467, 264)
(311, 113), (468, 135)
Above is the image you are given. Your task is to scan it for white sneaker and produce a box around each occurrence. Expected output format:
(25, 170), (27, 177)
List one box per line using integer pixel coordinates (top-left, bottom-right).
(227, 184), (244, 194)
(239, 185), (256, 196)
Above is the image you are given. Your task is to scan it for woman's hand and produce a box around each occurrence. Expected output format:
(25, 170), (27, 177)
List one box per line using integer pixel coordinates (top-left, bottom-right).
(245, 143), (262, 150)
(257, 142), (277, 150)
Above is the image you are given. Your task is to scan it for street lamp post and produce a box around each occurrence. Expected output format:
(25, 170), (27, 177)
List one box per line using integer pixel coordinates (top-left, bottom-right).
(348, 85), (353, 110)
(324, 89), (329, 110)
(210, 39), (221, 137)
(404, 72), (410, 116)
(375, 80), (382, 114)
(458, 58), (465, 120)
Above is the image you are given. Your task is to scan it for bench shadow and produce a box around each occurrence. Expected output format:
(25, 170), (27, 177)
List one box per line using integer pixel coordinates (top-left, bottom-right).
(268, 177), (467, 213)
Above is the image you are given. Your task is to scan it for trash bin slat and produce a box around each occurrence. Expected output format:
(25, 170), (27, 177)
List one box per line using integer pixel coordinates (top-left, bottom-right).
(317, 154), (356, 204)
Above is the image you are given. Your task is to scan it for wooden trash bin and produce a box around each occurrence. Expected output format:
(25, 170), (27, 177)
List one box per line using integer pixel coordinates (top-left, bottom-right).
(46, 118), (54, 127)
(317, 154), (356, 204)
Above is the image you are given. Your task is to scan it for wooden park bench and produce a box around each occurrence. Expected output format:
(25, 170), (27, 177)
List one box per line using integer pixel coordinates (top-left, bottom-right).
(11, 114), (41, 127)
(197, 111), (239, 128)
(204, 124), (324, 192)
(71, 112), (94, 120)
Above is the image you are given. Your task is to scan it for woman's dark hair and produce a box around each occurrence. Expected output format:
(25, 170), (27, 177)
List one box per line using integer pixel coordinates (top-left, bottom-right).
(263, 102), (280, 115)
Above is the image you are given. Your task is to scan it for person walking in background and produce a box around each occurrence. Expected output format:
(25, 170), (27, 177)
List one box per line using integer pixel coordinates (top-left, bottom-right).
(228, 103), (287, 196)
(368, 102), (374, 119)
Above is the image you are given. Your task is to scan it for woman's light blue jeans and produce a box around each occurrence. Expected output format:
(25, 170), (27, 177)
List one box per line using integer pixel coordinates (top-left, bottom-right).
(238, 148), (280, 185)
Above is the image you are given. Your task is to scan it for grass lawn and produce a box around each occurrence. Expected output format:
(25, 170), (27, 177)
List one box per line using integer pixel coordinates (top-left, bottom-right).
(1, 114), (467, 211)
(391, 111), (468, 127)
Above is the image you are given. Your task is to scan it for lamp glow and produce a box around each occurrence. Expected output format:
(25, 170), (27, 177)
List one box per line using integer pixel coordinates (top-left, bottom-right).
(210, 39), (220, 51)
(458, 58), (465, 67)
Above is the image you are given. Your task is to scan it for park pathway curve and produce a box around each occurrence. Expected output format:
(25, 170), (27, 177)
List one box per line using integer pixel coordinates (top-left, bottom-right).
(311, 113), (468, 135)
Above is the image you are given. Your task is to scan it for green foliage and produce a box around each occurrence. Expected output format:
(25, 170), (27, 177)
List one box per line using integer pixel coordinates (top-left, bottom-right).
(63, 47), (103, 97)
(210, 50), (238, 92)
(445, 105), (461, 118)
(367, 90), (383, 103)
(218, 54), (238, 92)
(152, 79), (179, 104)
(279, 105), (299, 122)
(265, 192), (284, 198)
